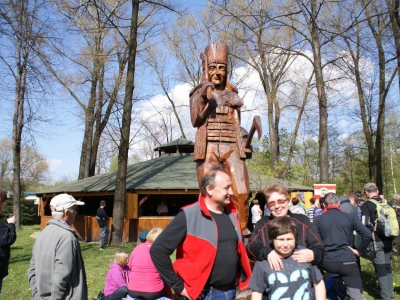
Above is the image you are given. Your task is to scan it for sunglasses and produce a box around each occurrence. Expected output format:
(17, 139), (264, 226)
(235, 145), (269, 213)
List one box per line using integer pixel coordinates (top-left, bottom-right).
(267, 199), (288, 208)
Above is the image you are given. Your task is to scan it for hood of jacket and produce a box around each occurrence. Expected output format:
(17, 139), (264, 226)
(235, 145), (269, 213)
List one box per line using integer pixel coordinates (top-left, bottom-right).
(339, 195), (350, 203)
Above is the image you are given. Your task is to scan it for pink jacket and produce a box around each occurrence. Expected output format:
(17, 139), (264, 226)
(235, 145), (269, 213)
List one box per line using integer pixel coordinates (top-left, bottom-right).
(104, 262), (129, 296)
(128, 241), (164, 292)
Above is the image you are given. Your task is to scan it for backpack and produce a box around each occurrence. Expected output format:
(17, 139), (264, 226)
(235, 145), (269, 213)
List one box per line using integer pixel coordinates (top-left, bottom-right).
(367, 199), (399, 238)
(325, 276), (347, 300)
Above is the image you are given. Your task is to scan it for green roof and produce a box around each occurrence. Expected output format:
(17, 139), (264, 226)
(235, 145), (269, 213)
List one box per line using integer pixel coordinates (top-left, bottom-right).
(249, 172), (313, 192)
(40, 153), (199, 194)
(39, 152), (313, 195)
(155, 138), (194, 149)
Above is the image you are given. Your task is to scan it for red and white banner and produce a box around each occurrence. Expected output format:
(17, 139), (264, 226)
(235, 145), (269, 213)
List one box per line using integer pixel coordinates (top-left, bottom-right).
(313, 183), (336, 199)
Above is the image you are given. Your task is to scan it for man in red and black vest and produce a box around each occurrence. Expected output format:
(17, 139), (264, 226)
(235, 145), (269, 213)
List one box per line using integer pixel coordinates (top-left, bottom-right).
(150, 166), (251, 300)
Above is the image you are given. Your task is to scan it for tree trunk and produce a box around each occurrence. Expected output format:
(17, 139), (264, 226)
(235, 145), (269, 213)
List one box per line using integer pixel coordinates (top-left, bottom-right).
(12, 0), (30, 229)
(310, 0), (329, 183)
(78, 74), (98, 180)
(112, 0), (140, 245)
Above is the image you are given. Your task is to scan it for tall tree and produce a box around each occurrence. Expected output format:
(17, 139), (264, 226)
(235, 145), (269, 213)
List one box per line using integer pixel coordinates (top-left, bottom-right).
(0, 0), (48, 228)
(45, 0), (130, 179)
(112, 0), (140, 245)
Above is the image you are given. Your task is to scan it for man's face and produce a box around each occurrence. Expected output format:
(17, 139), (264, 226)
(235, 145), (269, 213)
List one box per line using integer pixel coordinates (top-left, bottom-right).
(208, 171), (233, 206)
(65, 205), (79, 225)
(267, 192), (290, 217)
(273, 232), (296, 257)
(208, 63), (226, 88)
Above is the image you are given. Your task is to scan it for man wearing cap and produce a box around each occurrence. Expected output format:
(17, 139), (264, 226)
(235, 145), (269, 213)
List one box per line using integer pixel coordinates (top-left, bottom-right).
(362, 183), (394, 300)
(28, 193), (87, 300)
(190, 42), (251, 231)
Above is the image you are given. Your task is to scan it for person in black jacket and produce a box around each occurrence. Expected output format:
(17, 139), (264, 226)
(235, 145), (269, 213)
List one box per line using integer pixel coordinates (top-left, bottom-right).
(362, 182), (395, 300)
(0, 189), (17, 293)
(96, 200), (109, 250)
(247, 183), (324, 271)
(314, 192), (372, 300)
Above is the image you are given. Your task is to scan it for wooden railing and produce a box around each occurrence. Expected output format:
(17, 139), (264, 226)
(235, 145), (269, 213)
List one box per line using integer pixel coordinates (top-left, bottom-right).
(40, 216), (173, 242)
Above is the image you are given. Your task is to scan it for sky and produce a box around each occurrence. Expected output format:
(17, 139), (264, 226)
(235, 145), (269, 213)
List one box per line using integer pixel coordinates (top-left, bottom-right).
(0, 1), (210, 185)
(1, 0), (389, 187)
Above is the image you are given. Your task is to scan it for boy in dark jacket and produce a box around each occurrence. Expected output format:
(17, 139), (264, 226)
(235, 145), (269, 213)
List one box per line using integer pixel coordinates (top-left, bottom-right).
(96, 200), (109, 250)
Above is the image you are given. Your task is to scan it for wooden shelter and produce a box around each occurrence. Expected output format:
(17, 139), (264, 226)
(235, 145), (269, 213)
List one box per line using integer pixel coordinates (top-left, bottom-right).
(36, 138), (314, 242)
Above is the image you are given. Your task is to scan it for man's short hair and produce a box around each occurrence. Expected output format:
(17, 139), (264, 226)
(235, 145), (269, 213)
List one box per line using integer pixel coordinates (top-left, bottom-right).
(0, 189), (7, 203)
(264, 183), (290, 202)
(100, 200), (106, 206)
(346, 192), (357, 200)
(309, 197), (316, 205)
(200, 165), (227, 196)
(364, 182), (378, 193)
(392, 193), (400, 201)
(324, 193), (339, 205)
(268, 216), (298, 243)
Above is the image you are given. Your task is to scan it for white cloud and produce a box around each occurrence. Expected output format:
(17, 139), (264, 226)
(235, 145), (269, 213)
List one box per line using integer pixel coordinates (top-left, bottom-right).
(48, 158), (63, 172)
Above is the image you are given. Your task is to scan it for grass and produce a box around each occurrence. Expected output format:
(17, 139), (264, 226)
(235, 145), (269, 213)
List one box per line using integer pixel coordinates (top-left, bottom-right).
(4, 225), (138, 300)
(2, 225), (400, 299)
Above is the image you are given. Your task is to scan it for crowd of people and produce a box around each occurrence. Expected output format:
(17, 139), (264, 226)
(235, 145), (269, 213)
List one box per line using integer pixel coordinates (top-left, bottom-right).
(0, 168), (398, 300)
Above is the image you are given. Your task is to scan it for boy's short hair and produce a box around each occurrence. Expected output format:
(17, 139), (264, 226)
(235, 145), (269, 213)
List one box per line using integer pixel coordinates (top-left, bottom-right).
(114, 250), (128, 267)
(268, 216), (298, 243)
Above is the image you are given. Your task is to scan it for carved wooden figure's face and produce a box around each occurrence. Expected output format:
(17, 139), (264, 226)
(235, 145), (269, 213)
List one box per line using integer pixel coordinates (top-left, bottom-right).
(208, 63), (226, 89)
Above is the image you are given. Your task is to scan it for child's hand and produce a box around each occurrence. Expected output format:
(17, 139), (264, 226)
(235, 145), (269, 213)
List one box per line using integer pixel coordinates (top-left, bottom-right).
(267, 250), (283, 271)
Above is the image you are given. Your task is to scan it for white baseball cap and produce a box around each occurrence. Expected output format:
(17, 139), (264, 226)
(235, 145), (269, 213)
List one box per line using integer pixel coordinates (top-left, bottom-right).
(50, 194), (85, 212)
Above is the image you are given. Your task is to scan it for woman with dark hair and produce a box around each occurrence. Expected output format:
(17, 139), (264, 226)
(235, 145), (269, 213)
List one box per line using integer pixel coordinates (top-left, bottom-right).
(306, 197), (317, 222)
(0, 189), (17, 293)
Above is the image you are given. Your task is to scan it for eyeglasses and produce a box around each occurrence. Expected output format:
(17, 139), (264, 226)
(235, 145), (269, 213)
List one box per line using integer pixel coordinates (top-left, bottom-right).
(267, 199), (288, 208)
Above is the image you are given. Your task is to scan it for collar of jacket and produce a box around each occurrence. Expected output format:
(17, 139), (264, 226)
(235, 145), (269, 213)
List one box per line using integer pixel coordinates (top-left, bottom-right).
(198, 193), (237, 217)
(323, 205), (341, 213)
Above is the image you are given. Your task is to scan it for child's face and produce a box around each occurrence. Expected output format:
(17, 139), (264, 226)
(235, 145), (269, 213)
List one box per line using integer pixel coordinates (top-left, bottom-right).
(273, 232), (296, 257)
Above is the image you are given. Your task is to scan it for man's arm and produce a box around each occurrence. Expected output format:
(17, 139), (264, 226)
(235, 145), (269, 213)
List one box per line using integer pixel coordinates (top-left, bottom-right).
(0, 222), (16, 247)
(27, 251), (38, 299)
(51, 237), (77, 299)
(361, 201), (373, 229)
(246, 219), (272, 261)
(98, 208), (108, 220)
(150, 211), (187, 294)
(352, 214), (372, 254)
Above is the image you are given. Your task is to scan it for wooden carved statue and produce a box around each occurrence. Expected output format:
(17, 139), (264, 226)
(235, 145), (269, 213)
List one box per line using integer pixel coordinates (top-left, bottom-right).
(190, 42), (261, 233)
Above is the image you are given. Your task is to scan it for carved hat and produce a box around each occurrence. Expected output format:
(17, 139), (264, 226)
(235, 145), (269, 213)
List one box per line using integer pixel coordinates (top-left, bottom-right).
(203, 43), (228, 66)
